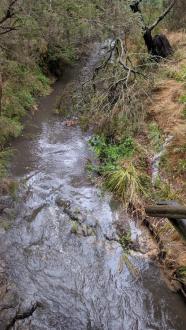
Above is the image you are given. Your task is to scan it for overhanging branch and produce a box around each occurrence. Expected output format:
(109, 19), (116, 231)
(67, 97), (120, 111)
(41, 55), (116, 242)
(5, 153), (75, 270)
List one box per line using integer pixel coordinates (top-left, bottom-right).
(0, 0), (19, 36)
(0, 0), (18, 25)
(149, 0), (177, 31)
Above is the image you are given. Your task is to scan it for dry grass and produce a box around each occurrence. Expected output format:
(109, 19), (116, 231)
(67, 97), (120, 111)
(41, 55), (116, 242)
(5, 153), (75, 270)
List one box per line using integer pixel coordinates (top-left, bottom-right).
(145, 216), (186, 289)
(146, 30), (186, 201)
(144, 30), (186, 291)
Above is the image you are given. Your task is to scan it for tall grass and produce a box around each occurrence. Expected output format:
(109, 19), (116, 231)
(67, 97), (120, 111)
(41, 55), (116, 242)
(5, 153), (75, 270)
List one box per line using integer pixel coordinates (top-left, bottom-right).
(105, 161), (148, 207)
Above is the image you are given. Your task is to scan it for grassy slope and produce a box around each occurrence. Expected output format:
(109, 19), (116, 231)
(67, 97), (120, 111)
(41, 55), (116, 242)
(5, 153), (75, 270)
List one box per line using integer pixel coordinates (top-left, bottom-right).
(85, 31), (186, 293)
(144, 31), (186, 293)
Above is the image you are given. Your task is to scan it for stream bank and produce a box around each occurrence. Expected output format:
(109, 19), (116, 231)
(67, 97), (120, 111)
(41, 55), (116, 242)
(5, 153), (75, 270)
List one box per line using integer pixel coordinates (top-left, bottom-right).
(0, 43), (186, 330)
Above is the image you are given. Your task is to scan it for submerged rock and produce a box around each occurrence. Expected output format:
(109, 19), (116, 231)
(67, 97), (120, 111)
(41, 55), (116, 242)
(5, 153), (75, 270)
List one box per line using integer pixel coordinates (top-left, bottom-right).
(55, 197), (71, 209)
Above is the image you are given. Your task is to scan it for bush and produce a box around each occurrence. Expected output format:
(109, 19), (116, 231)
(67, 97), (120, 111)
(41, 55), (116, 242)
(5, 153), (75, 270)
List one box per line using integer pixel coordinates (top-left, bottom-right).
(89, 135), (135, 167)
(0, 117), (22, 147)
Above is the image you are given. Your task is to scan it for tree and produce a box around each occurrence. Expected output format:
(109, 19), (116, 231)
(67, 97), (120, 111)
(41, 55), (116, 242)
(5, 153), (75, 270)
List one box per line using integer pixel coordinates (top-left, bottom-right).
(130, 0), (176, 58)
(0, 0), (20, 116)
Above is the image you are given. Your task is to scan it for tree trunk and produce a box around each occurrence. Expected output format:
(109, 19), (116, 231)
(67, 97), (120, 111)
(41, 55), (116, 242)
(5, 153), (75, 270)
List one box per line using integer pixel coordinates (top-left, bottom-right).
(143, 28), (154, 53)
(143, 28), (173, 59)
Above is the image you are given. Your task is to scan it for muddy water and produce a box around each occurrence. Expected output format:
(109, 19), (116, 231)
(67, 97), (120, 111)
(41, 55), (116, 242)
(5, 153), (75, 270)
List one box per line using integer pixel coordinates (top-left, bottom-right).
(0, 46), (186, 330)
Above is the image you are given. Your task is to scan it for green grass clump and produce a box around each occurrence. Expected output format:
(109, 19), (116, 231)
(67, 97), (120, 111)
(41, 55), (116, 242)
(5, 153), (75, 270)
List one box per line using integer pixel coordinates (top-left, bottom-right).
(148, 122), (163, 152)
(71, 221), (78, 234)
(165, 66), (186, 82)
(0, 117), (22, 147)
(119, 232), (132, 250)
(179, 94), (186, 118)
(0, 149), (13, 178)
(179, 94), (186, 104)
(89, 135), (150, 206)
(176, 267), (186, 285)
(105, 162), (149, 206)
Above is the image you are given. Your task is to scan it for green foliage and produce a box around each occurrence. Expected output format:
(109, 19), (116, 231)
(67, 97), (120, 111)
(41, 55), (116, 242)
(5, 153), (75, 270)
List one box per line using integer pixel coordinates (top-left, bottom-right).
(0, 149), (13, 178)
(176, 266), (186, 285)
(89, 135), (135, 168)
(0, 61), (51, 156)
(179, 94), (186, 104)
(179, 94), (186, 118)
(89, 134), (151, 206)
(166, 66), (186, 82)
(1, 0), (135, 170)
(148, 122), (163, 152)
(0, 117), (22, 147)
(119, 232), (132, 250)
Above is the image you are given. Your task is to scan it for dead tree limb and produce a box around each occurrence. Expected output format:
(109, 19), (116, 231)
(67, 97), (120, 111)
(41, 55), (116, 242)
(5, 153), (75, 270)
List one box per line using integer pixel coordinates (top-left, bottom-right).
(90, 37), (146, 93)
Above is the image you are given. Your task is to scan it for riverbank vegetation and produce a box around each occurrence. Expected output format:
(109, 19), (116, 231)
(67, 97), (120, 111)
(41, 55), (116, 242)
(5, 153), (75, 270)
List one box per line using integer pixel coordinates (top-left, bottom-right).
(78, 0), (186, 293)
(0, 0), (115, 177)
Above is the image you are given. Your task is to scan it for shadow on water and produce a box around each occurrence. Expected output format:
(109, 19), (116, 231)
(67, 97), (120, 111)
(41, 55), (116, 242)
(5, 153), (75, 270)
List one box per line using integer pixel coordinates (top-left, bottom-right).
(0, 43), (185, 330)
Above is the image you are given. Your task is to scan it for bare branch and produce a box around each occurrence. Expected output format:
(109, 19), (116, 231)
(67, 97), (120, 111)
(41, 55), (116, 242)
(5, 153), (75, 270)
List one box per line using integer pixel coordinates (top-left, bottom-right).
(115, 38), (146, 78)
(0, 0), (18, 25)
(0, 27), (17, 35)
(149, 0), (177, 31)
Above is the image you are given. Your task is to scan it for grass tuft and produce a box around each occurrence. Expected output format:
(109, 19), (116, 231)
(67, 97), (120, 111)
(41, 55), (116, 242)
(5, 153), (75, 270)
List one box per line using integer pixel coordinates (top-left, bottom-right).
(104, 161), (148, 207)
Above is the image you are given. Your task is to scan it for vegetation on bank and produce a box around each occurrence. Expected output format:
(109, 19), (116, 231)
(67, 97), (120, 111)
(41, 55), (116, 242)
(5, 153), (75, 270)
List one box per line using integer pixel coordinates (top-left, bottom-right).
(78, 1), (186, 291)
(0, 0), (118, 176)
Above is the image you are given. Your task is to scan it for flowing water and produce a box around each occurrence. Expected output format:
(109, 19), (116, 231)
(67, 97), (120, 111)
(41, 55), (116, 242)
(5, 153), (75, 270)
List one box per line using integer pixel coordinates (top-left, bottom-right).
(0, 44), (185, 330)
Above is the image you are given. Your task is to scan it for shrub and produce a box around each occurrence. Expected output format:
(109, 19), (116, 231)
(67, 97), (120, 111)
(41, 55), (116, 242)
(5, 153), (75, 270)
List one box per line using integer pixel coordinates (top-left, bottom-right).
(0, 117), (22, 147)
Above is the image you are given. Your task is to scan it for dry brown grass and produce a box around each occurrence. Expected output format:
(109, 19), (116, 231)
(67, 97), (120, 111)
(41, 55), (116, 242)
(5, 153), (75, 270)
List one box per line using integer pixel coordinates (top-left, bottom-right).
(146, 30), (186, 197)
(145, 216), (186, 290)
(144, 30), (186, 292)
(148, 79), (185, 134)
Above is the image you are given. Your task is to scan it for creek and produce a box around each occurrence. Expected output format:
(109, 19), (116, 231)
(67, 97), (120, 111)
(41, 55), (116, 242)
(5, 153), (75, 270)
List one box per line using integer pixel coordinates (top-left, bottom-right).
(0, 43), (185, 330)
